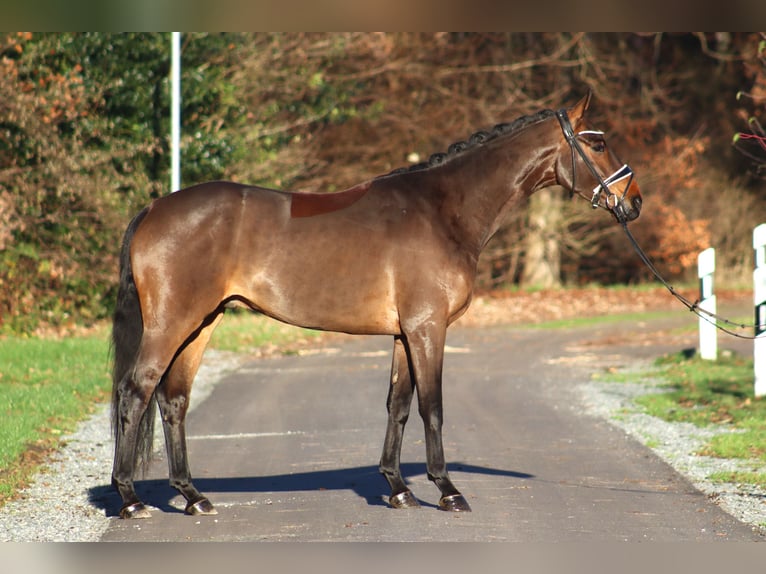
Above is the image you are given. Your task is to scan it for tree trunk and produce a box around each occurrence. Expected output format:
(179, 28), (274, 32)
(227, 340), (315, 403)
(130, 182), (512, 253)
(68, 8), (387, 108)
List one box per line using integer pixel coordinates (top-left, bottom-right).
(521, 187), (562, 288)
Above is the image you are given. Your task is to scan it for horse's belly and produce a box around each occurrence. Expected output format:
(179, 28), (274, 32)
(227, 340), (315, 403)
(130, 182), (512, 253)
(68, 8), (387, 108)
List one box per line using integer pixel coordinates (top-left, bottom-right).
(239, 265), (401, 336)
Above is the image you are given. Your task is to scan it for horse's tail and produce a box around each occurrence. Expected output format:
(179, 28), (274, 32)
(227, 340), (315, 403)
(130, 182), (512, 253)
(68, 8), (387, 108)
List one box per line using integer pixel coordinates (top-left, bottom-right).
(111, 206), (156, 473)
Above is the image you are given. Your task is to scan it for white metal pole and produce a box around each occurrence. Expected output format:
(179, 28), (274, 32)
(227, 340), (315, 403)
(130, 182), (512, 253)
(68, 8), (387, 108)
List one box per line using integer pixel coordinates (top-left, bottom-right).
(697, 247), (717, 361)
(170, 32), (181, 193)
(754, 223), (766, 397)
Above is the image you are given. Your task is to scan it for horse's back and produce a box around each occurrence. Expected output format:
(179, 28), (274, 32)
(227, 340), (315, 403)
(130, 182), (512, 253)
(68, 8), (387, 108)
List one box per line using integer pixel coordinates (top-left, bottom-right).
(148, 181), (286, 219)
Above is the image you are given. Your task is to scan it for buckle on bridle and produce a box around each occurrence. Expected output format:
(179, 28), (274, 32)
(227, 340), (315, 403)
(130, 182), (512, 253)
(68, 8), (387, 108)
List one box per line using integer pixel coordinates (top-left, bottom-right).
(592, 163), (633, 209)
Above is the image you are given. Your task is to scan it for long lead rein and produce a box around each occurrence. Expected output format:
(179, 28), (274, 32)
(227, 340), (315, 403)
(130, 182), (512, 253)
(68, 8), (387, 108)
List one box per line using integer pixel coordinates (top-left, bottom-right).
(620, 220), (763, 340)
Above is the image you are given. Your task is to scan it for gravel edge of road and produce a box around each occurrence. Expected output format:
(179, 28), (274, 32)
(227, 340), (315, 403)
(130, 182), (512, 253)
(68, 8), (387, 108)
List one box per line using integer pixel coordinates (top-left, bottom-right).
(579, 363), (766, 537)
(3, 341), (766, 540)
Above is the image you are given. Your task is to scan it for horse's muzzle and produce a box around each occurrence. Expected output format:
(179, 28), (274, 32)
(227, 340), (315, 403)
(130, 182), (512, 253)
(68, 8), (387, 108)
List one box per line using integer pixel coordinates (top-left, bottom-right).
(622, 195), (642, 222)
(611, 195), (641, 223)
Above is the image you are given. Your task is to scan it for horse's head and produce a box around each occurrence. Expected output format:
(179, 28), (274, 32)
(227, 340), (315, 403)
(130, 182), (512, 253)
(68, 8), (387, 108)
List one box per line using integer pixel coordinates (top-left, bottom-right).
(554, 93), (642, 223)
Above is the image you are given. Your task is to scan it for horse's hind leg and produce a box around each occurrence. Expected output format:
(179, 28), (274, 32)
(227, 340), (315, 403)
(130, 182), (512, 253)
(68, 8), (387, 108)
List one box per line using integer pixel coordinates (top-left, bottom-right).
(112, 373), (157, 519)
(156, 313), (223, 515)
(112, 346), (176, 519)
(379, 336), (420, 508)
(112, 314), (216, 518)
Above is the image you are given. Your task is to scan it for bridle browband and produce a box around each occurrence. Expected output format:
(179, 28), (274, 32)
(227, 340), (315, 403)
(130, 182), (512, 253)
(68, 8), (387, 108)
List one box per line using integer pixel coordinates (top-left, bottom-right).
(555, 108), (635, 224)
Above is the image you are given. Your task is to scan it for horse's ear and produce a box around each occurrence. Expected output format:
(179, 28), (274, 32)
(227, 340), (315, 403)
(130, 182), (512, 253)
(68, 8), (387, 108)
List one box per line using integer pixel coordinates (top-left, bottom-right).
(568, 92), (592, 128)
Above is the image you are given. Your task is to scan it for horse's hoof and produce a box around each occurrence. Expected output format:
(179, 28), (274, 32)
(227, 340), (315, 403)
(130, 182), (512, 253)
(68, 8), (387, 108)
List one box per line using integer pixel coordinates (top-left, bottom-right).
(120, 502), (152, 519)
(438, 494), (472, 512)
(389, 490), (421, 509)
(185, 497), (218, 516)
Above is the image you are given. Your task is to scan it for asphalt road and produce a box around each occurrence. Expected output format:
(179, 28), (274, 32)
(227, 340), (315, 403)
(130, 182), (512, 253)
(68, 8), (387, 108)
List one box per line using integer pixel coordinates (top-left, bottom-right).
(97, 315), (761, 541)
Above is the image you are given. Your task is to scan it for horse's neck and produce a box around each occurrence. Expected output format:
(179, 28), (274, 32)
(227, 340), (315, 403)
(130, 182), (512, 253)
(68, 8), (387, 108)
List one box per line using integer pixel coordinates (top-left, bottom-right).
(436, 125), (559, 255)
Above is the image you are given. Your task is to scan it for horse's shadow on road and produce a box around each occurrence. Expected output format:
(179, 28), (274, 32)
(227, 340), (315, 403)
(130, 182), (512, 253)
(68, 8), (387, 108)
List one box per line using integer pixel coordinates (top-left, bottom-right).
(89, 462), (534, 517)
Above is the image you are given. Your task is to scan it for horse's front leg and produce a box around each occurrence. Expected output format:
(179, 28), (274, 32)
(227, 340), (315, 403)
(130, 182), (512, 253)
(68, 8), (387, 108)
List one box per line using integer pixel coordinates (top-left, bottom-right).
(404, 323), (471, 512)
(379, 336), (420, 508)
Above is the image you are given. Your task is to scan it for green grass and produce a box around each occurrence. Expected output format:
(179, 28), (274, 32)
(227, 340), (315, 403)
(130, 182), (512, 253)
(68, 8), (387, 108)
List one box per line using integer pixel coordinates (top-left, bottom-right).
(626, 351), (766, 487)
(0, 327), (112, 503)
(635, 352), (757, 428)
(708, 470), (766, 488)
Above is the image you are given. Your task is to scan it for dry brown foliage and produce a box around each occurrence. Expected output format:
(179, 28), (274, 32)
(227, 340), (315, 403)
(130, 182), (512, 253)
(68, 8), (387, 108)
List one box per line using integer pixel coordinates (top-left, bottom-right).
(0, 33), (143, 329)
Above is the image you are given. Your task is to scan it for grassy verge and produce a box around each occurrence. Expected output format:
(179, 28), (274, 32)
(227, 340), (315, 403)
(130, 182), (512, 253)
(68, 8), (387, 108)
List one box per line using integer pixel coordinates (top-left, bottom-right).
(611, 351), (766, 487)
(0, 327), (112, 504)
(0, 310), (320, 507)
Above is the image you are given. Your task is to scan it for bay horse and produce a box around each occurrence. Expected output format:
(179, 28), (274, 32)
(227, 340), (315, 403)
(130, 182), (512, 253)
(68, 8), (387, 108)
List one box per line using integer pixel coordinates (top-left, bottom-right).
(111, 93), (642, 518)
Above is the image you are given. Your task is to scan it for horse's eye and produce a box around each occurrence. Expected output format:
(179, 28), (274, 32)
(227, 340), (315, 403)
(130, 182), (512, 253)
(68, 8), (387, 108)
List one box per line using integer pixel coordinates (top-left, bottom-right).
(592, 142), (605, 153)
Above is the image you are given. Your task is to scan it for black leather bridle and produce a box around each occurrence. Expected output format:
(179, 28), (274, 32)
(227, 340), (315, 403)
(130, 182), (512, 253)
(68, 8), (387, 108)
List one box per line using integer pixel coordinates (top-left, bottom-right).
(555, 108), (635, 223)
(556, 108), (762, 338)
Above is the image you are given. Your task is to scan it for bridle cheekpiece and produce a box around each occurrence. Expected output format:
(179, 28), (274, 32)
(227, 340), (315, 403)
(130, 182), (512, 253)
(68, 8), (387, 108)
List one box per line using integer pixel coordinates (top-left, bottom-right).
(555, 108), (635, 223)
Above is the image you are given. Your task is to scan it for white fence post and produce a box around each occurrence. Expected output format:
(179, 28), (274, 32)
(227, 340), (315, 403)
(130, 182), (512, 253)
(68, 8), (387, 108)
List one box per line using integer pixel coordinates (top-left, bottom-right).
(754, 224), (766, 397)
(698, 247), (717, 361)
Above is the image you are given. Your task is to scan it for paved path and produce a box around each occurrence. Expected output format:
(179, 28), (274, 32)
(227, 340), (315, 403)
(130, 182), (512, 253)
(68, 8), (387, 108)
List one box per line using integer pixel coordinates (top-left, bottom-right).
(96, 315), (761, 541)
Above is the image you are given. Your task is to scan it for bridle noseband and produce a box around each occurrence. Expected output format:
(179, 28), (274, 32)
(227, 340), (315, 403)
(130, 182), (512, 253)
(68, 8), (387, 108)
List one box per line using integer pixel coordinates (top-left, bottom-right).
(555, 108), (635, 223)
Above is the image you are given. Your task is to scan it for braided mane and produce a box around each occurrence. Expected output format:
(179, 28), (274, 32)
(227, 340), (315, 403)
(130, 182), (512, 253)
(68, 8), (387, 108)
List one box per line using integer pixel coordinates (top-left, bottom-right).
(379, 108), (555, 178)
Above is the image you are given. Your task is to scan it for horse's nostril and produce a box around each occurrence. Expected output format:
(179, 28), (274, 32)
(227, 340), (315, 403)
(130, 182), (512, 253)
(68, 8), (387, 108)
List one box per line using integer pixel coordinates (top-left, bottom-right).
(632, 196), (642, 211)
